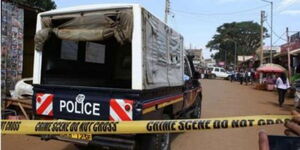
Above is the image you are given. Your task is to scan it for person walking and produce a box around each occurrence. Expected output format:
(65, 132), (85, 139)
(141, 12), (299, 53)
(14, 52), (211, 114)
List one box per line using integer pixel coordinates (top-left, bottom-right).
(234, 71), (238, 81)
(276, 73), (290, 107)
(204, 69), (208, 79)
(230, 71), (235, 82)
(245, 70), (251, 85)
(240, 70), (244, 85)
(250, 70), (255, 84)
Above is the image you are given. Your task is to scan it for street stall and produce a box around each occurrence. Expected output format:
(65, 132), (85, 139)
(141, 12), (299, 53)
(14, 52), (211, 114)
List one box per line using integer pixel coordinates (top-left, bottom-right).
(1, 0), (42, 120)
(256, 63), (286, 91)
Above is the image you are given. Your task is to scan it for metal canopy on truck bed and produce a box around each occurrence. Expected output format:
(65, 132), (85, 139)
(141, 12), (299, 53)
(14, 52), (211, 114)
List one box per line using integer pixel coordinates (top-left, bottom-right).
(33, 4), (184, 90)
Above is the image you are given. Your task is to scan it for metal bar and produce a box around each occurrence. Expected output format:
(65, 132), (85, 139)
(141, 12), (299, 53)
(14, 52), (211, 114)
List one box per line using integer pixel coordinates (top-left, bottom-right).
(18, 102), (30, 120)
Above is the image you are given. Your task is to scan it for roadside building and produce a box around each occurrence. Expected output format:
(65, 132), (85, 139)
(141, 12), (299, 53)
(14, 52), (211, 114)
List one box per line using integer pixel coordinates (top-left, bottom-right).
(263, 46), (281, 64)
(255, 46), (281, 64)
(1, 0), (42, 99)
(237, 55), (252, 70)
(279, 32), (300, 76)
(186, 48), (205, 68)
(204, 58), (216, 68)
(237, 56), (253, 64)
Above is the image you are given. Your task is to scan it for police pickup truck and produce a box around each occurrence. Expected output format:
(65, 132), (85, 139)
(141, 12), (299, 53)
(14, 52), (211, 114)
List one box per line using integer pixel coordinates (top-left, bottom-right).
(32, 4), (202, 150)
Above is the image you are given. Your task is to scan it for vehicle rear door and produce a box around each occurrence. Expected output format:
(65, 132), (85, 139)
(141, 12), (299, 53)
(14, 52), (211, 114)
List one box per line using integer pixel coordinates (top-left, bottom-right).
(33, 85), (136, 121)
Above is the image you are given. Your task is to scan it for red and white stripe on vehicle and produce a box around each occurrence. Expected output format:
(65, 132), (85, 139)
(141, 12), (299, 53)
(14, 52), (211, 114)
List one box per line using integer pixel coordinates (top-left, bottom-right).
(109, 99), (133, 121)
(142, 94), (184, 114)
(35, 93), (54, 116)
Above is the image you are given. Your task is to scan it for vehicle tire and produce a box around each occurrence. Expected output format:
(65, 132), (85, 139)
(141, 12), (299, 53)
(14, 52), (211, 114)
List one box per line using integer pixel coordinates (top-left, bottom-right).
(136, 115), (171, 150)
(191, 95), (202, 119)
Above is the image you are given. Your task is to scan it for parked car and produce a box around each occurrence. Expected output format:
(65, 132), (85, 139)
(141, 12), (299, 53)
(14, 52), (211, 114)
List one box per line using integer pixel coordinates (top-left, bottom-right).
(211, 67), (230, 79)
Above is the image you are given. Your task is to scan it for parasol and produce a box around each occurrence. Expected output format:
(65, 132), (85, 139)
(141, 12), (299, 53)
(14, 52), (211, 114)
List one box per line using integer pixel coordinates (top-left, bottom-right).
(257, 63), (286, 73)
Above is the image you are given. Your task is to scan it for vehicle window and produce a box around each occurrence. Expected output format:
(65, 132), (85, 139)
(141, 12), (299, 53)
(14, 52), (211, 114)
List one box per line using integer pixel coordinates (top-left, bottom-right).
(215, 68), (219, 72)
(221, 69), (225, 72)
(85, 42), (105, 64)
(60, 40), (78, 60)
(184, 58), (192, 77)
(42, 34), (132, 88)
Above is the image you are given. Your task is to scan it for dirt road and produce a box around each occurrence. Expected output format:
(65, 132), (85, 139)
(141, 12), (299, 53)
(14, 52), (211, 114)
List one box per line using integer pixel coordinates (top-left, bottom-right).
(1, 79), (295, 150)
(171, 79), (294, 150)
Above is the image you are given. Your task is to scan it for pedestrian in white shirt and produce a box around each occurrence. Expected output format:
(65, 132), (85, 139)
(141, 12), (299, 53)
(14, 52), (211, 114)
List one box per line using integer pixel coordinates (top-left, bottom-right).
(276, 73), (290, 107)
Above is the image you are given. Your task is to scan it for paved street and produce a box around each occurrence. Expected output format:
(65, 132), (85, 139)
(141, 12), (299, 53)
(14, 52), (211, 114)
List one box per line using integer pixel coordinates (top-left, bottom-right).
(2, 79), (294, 150)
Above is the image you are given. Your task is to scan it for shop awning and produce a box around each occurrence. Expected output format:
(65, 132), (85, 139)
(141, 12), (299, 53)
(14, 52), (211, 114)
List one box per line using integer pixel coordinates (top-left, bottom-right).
(257, 63), (286, 73)
(290, 48), (300, 55)
(273, 52), (287, 58)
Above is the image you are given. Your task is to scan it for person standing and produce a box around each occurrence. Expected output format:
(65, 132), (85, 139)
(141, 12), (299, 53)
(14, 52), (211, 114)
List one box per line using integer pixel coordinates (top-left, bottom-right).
(251, 70), (255, 84)
(240, 70), (244, 85)
(230, 71), (235, 82)
(248, 70), (252, 84)
(245, 70), (251, 85)
(276, 73), (290, 107)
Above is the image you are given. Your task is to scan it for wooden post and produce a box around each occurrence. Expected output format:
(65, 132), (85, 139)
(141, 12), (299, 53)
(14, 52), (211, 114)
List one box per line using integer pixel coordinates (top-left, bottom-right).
(259, 11), (265, 84)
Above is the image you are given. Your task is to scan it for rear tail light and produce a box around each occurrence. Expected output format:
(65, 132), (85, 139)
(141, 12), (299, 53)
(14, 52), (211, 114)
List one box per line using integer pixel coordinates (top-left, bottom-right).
(124, 104), (132, 112)
(109, 99), (133, 121)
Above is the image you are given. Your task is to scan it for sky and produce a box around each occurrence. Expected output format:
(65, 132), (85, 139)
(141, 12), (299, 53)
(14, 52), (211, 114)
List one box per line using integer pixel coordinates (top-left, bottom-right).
(53, 0), (300, 59)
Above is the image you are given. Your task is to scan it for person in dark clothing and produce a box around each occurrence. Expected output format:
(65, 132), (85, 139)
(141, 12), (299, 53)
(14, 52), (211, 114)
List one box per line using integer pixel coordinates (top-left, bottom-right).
(245, 71), (251, 85)
(230, 71), (235, 82)
(240, 71), (245, 85)
(276, 73), (290, 107)
(251, 71), (255, 84)
(296, 64), (300, 73)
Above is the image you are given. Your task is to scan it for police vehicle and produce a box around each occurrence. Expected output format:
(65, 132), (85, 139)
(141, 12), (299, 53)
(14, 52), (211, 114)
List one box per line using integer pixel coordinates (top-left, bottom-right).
(32, 4), (202, 150)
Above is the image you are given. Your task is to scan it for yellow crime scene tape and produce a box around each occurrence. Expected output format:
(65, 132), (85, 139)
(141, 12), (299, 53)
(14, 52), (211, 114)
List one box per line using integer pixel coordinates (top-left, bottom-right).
(1, 115), (292, 135)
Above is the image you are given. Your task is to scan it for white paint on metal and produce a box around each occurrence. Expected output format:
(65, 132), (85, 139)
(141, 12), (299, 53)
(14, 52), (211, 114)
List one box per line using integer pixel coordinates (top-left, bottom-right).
(131, 5), (143, 90)
(33, 14), (42, 84)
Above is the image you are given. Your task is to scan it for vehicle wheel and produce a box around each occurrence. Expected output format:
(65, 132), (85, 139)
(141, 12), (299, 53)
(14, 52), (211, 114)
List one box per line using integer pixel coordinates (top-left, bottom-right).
(136, 115), (171, 150)
(191, 95), (202, 119)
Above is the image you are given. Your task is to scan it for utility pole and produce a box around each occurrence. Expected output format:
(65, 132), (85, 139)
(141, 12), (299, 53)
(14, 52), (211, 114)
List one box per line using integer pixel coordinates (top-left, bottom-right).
(260, 11), (265, 66)
(234, 41), (237, 70)
(287, 27), (292, 79)
(261, 0), (273, 63)
(164, 0), (170, 23)
(270, 1), (273, 63)
(259, 10), (265, 84)
(224, 50), (227, 67)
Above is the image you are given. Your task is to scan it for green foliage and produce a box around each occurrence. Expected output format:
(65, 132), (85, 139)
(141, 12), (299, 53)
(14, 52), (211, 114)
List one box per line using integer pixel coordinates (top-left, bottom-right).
(14, 0), (56, 11)
(291, 74), (300, 83)
(206, 21), (268, 64)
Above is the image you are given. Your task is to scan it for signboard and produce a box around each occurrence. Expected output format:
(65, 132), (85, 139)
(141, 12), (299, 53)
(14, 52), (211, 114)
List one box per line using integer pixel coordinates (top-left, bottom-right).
(218, 62), (225, 66)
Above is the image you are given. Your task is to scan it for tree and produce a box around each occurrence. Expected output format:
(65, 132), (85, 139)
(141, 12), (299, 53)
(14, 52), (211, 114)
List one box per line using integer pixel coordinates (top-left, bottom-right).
(14, 0), (56, 11)
(206, 21), (268, 65)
